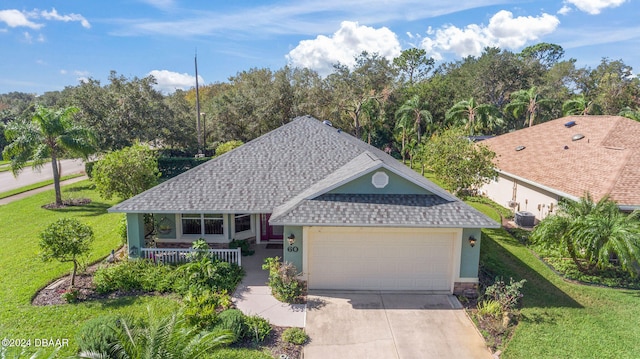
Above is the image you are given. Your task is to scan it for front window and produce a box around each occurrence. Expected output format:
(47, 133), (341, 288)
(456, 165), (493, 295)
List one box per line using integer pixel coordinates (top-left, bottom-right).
(204, 214), (224, 235)
(234, 214), (251, 233)
(181, 214), (202, 235)
(182, 214), (224, 236)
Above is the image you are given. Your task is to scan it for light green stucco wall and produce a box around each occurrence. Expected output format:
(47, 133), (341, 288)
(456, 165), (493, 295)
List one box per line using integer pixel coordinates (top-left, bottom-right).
(460, 228), (482, 278)
(329, 168), (431, 195)
(282, 226), (303, 274)
(126, 213), (145, 258)
(156, 214), (176, 239)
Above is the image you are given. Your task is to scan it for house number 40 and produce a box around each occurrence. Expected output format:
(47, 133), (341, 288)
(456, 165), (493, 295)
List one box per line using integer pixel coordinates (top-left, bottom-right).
(287, 246), (299, 252)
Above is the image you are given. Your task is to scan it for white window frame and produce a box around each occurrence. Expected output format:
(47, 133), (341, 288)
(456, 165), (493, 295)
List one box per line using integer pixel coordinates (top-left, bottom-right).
(232, 213), (255, 240)
(178, 213), (226, 241)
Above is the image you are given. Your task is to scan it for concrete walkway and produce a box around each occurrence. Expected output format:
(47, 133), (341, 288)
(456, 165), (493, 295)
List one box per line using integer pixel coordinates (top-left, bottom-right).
(232, 244), (306, 327)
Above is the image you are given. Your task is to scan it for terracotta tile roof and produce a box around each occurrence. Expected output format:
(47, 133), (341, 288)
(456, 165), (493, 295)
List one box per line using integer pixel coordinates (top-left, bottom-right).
(483, 115), (640, 208)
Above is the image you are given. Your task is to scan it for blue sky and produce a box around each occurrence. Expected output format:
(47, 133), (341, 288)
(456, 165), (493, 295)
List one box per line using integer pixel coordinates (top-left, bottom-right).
(1, 0), (637, 94)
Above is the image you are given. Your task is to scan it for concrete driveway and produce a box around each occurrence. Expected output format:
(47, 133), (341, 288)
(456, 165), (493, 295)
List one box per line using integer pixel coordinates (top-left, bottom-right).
(304, 292), (493, 359)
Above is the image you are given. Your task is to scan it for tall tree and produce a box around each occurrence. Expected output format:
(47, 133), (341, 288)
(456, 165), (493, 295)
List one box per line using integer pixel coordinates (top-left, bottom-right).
(446, 98), (502, 135)
(520, 43), (565, 69)
(395, 95), (433, 143)
(562, 95), (602, 116)
(422, 126), (497, 195)
(505, 86), (554, 127)
(3, 105), (94, 205)
(393, 48), (435, 85)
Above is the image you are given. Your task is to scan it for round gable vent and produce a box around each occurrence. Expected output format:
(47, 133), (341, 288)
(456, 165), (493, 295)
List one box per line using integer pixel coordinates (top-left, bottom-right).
(371, 171), (389, 189)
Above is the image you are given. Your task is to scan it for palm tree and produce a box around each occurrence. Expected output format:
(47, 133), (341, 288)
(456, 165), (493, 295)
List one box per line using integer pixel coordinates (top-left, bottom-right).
(562, 95), (602, 116)
(2, 106), (94, 206)
(619, 106), (640, 122)
(445, 98), (502, 136)
(394, 114), (415, 164)
(577, 207), (640, 274)
(531, 194), (640, 275)
(79, 308), (234, 359)
(395, 95), (433, 143)
(505, 86), (554, 127)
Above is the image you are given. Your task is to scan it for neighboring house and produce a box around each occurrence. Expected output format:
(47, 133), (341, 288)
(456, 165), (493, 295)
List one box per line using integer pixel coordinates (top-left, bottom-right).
(481, 115), (640, 220)
(109, 116), (498, 294)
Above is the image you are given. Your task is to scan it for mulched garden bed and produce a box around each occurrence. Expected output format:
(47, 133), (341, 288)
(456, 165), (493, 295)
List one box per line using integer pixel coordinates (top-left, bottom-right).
(41, 197), (92, 209)
(31, 260), (305, 358)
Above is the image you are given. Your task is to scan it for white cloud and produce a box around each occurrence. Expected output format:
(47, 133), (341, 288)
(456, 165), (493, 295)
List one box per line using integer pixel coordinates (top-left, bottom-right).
(148, 70), (203, 93)
(420, 10), (560, 58)
(0, 9), (43, 29)
(286, 21), (401, 76)
(565, 0), (627, 15)
(558, 5), (572, 15)
(41, 8), (91, 28)
(23, 31), (33, 43)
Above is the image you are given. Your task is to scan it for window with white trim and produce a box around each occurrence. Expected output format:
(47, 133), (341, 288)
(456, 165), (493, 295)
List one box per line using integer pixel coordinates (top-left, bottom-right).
(234, 214), (251, 233)
(181, 214), (224, 236)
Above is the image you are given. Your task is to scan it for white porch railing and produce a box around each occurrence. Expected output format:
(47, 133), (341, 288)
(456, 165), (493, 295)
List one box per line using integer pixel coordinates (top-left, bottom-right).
(140, 248), (242, 266)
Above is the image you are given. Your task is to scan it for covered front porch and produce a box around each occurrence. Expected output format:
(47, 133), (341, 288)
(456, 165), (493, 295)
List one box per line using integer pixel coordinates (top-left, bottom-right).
(125, 212), (285, 265)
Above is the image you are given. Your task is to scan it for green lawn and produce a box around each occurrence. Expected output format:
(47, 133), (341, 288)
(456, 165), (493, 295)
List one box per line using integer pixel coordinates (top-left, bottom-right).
(0, 181), (180, 356)
(468, 202), (640, 359)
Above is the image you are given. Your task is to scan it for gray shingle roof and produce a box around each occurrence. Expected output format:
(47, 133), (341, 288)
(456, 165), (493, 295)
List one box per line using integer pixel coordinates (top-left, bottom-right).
(270, 194), (499, 228)
(110, 116), (497, 228)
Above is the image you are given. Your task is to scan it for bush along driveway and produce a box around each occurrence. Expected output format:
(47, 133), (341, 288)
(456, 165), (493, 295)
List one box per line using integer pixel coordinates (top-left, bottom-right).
(480, 228), (640, 358)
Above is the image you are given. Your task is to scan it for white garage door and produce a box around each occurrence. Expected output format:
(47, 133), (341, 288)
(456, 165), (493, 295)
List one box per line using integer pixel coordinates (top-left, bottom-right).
(307, 227), (455, 291)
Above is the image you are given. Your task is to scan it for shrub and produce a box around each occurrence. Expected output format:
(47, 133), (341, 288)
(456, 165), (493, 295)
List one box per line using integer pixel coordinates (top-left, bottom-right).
(173, 258), (244, 295)
(76, 315), (127, 354)
(93, 260), (175, 294)
(282, 327), (308, 345)
(243, 315), (272, 343)
(157, 156), (210, 179)
(84, 160), (97, 178)
(477, 299), (503, 318)
(217, 309), (247, 342)
(229, 239), (255, 256)
(61, 288), (80, 303)
(182, 289), (232, 329)
(215, 140), (244, 156)
(484, 277), (527, 311)
(262, 257), (303, 303)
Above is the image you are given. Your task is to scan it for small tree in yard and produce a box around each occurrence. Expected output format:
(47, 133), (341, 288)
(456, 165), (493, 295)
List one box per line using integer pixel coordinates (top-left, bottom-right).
(422, 126), (497, 196)
(92, 143), (160, 200)
(40, 218), (94, 287)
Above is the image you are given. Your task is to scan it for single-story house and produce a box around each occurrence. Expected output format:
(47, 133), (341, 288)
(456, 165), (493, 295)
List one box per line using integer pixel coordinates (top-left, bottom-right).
(109, 116), (498, 294)
(481, 115), (640, 220)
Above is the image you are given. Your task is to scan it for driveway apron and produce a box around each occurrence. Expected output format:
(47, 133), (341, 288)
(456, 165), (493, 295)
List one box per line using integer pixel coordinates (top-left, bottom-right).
(304, 292), (492, 359)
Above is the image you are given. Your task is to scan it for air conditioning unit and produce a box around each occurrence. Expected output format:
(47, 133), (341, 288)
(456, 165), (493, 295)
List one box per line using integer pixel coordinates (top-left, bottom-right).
(515, 211), (535, 227)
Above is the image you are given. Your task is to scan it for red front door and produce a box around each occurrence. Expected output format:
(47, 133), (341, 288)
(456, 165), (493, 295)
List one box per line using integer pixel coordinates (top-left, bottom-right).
(261, 214), (283, 241)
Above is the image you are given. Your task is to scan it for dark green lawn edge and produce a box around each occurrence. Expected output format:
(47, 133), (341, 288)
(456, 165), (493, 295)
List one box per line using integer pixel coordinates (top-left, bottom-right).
(0, 173), (85, 199)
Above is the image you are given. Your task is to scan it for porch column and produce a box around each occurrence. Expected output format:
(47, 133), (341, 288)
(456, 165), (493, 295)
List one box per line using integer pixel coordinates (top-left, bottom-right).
(255, 214), (262, 244)
(126, 213), (145, 259)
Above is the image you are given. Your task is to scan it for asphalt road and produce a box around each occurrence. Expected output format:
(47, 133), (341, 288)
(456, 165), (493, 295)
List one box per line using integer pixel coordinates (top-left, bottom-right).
(0, 159), (86, 192)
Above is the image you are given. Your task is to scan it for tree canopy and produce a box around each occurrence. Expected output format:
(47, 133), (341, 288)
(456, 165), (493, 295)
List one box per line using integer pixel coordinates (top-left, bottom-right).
(92, 143), (160, 200)
(40, 218), (94, 287)
(2, 105), (94, 205)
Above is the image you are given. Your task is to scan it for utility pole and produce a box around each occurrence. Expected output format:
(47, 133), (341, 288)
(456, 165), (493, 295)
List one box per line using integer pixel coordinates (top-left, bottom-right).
(195, 52), (202, 153)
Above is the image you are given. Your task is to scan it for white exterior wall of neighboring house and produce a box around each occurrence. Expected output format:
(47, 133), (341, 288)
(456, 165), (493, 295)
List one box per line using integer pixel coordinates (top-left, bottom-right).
(482, 172), (563, 220)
